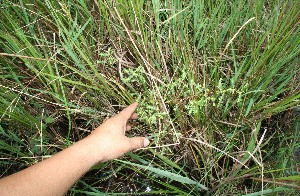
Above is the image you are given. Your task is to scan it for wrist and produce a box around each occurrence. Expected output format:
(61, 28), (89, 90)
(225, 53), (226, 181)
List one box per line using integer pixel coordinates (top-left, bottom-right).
(73, 136), (104, 166)
(83, 134), (108, 164)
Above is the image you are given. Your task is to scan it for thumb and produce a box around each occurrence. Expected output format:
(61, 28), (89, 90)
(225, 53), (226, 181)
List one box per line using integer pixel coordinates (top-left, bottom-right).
(127, 137), (150, 151)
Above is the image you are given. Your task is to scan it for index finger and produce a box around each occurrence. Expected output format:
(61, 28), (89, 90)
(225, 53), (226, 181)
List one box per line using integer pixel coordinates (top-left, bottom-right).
(118, 102), (138, 121)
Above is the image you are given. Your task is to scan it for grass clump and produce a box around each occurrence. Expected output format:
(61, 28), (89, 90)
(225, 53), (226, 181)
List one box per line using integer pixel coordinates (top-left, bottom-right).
(0, 0), (299, 195)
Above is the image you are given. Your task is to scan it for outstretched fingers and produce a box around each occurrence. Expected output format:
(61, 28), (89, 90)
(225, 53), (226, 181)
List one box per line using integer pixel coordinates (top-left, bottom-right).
(130, 113), (138, 120)
(118, 102), (138, 121)
(126, 125), (132, 131)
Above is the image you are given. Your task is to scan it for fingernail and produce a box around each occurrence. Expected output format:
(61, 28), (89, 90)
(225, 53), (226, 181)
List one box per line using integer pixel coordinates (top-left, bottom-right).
(143, 138), (150, 147)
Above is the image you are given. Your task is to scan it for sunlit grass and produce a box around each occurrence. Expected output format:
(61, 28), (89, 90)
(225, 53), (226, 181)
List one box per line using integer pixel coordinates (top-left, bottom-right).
(0, 0), (299, 195)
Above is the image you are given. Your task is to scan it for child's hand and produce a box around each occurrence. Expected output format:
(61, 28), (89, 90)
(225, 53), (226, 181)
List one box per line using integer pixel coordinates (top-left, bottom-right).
(84, 102), (150, 163)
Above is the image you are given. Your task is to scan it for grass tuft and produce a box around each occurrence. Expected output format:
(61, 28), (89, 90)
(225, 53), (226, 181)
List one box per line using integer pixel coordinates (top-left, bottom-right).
(0, 0), (299, 194)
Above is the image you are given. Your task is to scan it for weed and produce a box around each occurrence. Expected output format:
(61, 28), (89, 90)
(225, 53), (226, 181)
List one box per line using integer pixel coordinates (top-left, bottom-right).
(0, 0), (299, 195)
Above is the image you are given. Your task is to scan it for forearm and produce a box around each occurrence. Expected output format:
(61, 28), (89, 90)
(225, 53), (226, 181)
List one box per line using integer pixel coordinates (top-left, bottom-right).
(0, 103), (148, 195)
(0, 137), (98, 196)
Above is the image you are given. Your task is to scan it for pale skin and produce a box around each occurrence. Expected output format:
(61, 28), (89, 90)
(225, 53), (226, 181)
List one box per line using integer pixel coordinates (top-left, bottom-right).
(0, 102), (150, 196)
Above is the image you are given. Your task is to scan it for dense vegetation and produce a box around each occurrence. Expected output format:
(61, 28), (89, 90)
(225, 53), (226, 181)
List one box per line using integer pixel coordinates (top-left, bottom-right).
(0, 0), (299, 195)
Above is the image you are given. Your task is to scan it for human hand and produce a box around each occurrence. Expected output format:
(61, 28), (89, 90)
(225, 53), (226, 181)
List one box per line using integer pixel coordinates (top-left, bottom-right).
(0, 102), (149, 196)
(84, 102), (150, 163)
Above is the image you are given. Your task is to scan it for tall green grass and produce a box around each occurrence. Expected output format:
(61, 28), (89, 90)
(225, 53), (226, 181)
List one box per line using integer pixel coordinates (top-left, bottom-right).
(0, 0), (299, 195)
